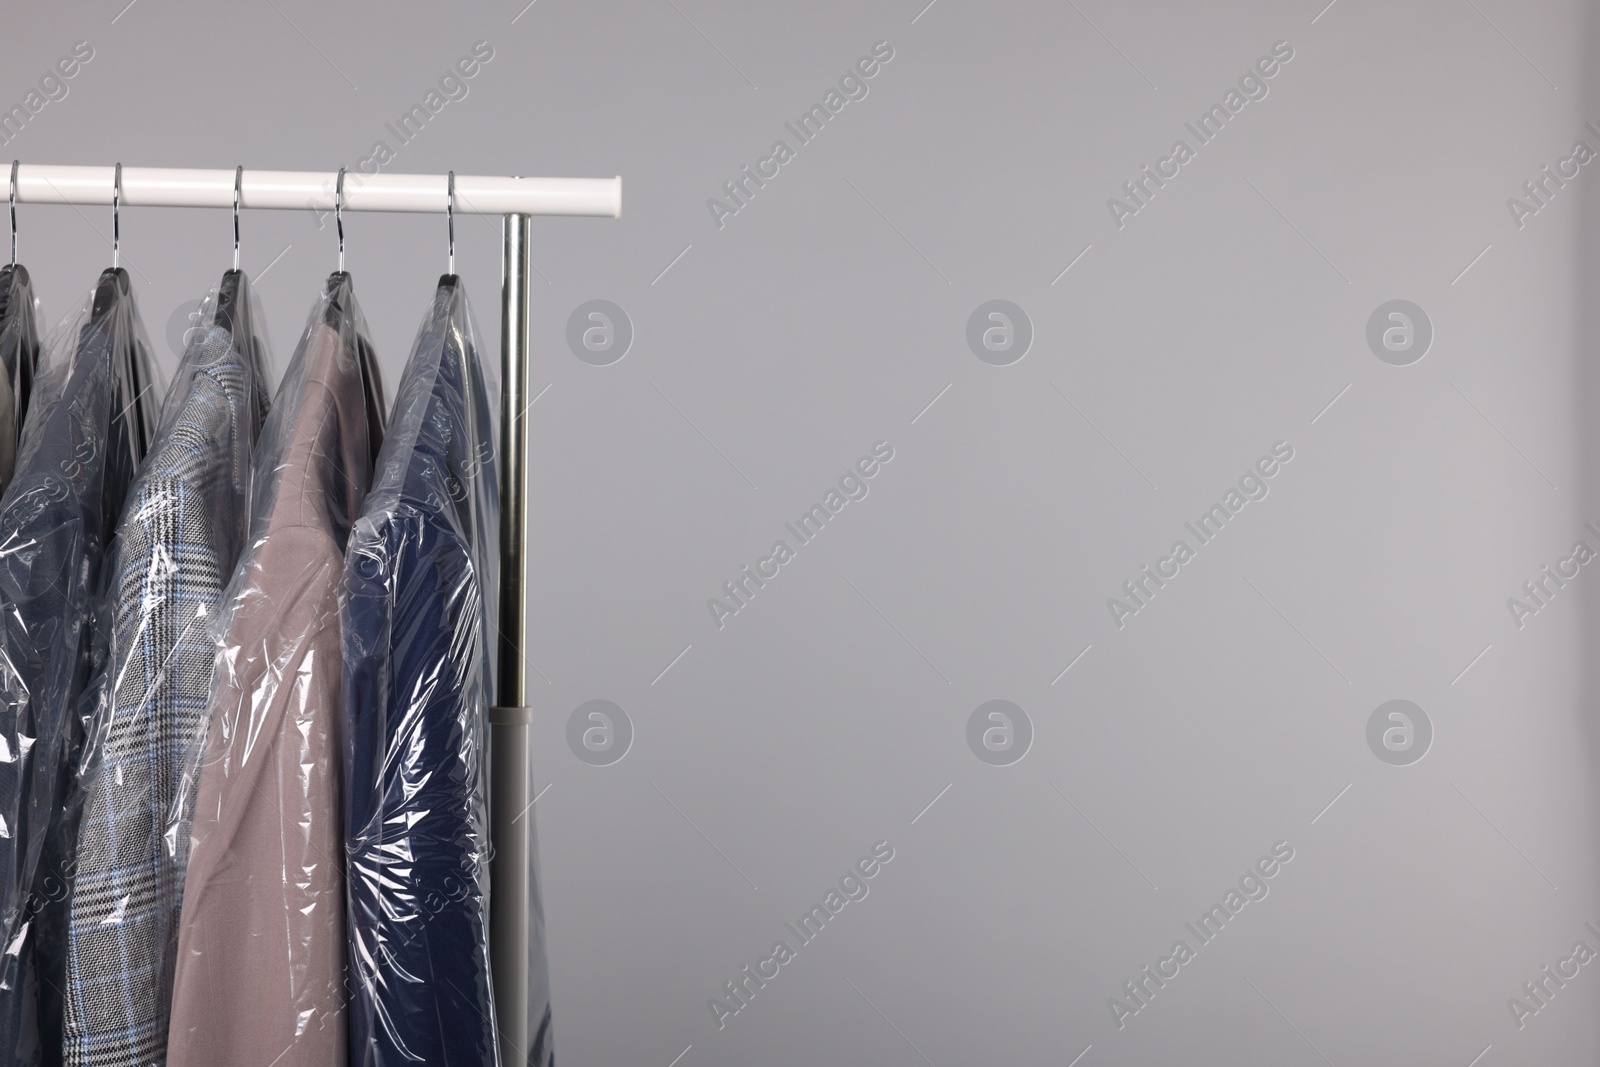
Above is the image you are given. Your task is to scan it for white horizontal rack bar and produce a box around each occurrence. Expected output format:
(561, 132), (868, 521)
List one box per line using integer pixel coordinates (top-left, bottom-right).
(9, 165), (621, 218)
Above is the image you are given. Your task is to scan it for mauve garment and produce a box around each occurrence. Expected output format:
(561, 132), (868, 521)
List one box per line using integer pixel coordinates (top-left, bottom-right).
(168, 287), (381, 1067)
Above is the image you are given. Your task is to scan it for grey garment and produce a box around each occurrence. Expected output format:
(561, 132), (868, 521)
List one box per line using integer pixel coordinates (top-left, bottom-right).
(62, 325), (259, 1067)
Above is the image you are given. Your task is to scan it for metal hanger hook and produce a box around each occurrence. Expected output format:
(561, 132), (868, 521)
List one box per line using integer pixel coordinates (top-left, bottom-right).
(233, 165), (243, 272)
(446, 170), (455, 275)
(112, 162), (121, 270)
(8, 161), (17, 268)
(335, 166), (346, 273)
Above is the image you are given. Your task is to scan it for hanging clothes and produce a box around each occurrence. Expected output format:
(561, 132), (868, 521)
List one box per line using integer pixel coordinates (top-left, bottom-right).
(167, 272), (383, 1067)
(0, 262), (44, 1053)
(0, 263), (41, 493)
(0, 268), (159, 1067)
(59, 271), (265, 1067)
(342, 275), (500, 1067)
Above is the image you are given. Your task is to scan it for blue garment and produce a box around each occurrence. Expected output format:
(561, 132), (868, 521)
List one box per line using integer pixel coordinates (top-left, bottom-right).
(343, 277), (499, 1067)
(0, 263), (42, 493)
(0, 269), (157, 1066)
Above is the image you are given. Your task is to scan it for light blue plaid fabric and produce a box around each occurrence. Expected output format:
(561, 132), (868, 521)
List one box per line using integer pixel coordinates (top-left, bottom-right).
(62, 332), (253, 1067)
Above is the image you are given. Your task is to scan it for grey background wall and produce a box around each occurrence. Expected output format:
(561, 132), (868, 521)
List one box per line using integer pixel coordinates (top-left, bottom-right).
(5, 0), (1599, 1063)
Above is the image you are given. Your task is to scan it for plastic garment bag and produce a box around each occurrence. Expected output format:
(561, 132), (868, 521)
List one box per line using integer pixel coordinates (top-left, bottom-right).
(58, 270), (267, 1067)
(0, 267), (161, 1066)
(167, 272), (383, 1067)
(0, 263), (41, 493)
(342, 276), (501, 1066)
(60, 272), (263, 1064)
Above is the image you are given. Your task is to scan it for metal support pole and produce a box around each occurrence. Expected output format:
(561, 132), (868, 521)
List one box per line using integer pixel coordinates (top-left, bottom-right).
(492, 213), (537, 1066)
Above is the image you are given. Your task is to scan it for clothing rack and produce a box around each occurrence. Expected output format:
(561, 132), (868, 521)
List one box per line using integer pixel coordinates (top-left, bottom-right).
(11, 162), (622, 1065)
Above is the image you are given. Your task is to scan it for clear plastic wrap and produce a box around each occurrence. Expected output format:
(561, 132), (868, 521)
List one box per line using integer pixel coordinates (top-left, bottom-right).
(0, 263), (42, 494)
(0, 267), (162, 1066)
(342, 275), (501, 1066)
(59, 269), (268, 1067)
(167, 272), (383, 1067)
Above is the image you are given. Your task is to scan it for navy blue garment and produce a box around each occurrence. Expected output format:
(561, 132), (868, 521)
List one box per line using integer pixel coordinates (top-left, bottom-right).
(0, 263), (42, 493)
(343, 276), (499, 1067)
(0, 268), (158, 1066)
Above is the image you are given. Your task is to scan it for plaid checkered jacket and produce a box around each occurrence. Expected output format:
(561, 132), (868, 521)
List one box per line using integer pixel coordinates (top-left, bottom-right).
(62, 328), (256, 1067)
